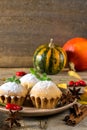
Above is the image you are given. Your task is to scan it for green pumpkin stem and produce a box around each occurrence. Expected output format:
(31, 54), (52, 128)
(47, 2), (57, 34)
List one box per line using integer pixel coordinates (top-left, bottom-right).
(49, 38), (54, 48)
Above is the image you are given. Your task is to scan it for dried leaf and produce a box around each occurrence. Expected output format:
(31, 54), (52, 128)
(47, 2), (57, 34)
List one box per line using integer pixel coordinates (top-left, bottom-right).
(57, 83), (67, 89)
(68, 70), (81, 79)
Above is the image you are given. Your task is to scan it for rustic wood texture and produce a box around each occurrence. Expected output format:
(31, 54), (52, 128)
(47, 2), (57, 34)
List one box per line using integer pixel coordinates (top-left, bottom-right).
(0, 68), (87, 130)
(0, 0), (87, 67)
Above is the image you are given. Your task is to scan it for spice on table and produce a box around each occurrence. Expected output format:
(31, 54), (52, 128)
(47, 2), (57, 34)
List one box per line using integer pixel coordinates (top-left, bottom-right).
(5, 110), (22, 128)
(69, 87), (82, 100)
(5, 103), (23, 128)
(57, 91), (75, 107)
(63, 104), (87, 126)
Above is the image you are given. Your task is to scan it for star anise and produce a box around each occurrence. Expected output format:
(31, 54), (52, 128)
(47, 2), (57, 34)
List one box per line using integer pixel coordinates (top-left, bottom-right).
(58, 91), (75, 107)
(5, 110), (22, 128)
(69, 87), (82, 100)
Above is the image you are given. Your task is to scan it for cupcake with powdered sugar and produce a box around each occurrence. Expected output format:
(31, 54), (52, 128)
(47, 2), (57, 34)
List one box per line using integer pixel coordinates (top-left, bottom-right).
(30, 80), (62, 109)
(0, 76), (28, 105)
(20, 68), (40, 93)
(20, 73), (39, 90)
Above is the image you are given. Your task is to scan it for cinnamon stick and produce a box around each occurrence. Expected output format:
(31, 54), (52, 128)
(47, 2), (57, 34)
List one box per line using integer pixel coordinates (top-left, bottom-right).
(64, 104), (84, 122)
(64, 104), (87, 126)
(68, 106), (87, 126)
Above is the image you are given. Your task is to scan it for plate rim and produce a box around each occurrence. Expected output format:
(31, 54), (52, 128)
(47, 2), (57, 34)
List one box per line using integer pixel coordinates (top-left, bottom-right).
(0, 99), (77, 117)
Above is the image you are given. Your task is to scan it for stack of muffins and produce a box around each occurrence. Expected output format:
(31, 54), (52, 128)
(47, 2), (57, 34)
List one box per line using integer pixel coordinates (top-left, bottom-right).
(0, 70), (62, 109)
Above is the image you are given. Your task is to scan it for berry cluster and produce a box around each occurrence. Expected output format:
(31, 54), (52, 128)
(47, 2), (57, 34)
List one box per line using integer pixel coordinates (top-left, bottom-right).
(68, 80), (86, 87)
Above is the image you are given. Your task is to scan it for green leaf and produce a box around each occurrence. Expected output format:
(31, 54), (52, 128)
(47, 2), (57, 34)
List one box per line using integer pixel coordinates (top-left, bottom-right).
(29, 68), (36, 75)
(35, 73), (41, 79)
(29, 68), (51, 81)
(6, 76), (20, 84)
(6, 78), (13, 82)
(15, 79), (21, 84)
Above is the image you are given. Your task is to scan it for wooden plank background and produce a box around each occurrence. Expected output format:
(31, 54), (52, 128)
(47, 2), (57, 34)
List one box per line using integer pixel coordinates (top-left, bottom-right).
(0, 0), (87, 67)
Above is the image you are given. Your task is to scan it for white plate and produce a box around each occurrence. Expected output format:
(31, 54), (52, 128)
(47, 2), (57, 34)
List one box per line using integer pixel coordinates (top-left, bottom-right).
(0, 99), (76, 117)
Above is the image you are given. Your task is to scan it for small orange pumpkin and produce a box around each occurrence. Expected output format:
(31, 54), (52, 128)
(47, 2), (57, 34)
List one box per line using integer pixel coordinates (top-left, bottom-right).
(63, 37), (87, 71)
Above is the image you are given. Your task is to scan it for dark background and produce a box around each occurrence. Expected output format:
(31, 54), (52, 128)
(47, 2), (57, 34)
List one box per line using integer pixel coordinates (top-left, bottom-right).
(0, 0), (87, 67)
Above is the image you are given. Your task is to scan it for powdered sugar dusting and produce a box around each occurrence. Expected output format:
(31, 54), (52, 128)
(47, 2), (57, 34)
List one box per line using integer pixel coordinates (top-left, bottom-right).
(31, 81), (56, 90)
(0, 82), (27, 97)
(20, 73), (39, 84)
(30, 80), (62, 98)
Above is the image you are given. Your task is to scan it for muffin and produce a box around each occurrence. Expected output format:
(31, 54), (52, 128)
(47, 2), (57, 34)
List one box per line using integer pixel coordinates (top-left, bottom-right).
(0, 81), (28, 105)
(20, 73), (39, 91)
(30, 80), (62, 109)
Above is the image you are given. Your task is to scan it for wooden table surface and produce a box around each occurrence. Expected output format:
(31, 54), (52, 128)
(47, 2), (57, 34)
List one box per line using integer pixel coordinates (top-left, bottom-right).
(0, 68), (87, 130)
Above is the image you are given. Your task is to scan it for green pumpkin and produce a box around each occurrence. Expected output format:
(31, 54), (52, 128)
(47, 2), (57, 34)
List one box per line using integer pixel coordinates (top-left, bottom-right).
(33, 39), (67, 74)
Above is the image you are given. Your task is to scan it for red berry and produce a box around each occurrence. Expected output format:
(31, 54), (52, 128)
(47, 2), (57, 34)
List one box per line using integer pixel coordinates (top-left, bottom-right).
(6, 103), (23, 111)
(16, 71), (26, 76)
(78, 80), (86, 86)
(74, 81), (80, 87)
(68, 81), (75, 86)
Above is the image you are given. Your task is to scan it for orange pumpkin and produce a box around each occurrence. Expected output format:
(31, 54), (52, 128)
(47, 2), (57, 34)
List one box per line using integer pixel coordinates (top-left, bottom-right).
(63, 37), (87, 71)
